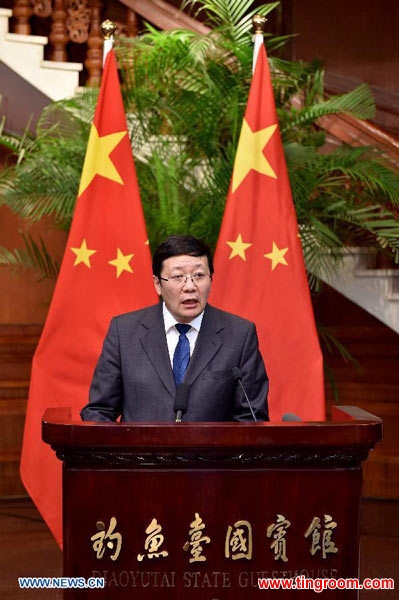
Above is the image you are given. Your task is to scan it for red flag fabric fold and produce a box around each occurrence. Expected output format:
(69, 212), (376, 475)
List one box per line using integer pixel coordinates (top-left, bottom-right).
(20, 50), (157, 546)
(210, 43), (325, 422)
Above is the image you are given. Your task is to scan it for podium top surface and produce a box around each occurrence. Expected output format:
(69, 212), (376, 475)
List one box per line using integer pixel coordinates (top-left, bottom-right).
(42, 405), (382, 452)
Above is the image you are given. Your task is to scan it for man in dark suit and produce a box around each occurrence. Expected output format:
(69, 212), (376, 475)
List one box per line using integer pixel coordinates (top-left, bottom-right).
(81, 235), (269, 422)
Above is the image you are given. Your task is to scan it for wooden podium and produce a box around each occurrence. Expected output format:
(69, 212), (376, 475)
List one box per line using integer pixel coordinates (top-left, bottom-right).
(42, 406), (382, 599)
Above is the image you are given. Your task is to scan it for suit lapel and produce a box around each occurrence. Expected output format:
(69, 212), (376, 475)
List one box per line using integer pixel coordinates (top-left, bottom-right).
(139, 304), (176, 397)
(185, 304), (223, 385)
(139, 303), (224, 394)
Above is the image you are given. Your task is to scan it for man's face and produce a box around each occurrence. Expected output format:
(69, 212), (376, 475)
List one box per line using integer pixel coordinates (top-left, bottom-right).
(154, 254), (212, 323)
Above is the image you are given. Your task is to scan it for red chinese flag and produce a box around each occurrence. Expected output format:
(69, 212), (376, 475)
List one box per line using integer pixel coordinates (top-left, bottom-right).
(210, 43), (325, 421)
(20, 50), (157, 546)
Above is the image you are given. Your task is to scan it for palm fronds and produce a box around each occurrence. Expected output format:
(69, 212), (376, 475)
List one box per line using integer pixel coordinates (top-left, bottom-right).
(0, 232), (60, 280)
(0, 94), (92, 226)
(0, 0), (398, 290)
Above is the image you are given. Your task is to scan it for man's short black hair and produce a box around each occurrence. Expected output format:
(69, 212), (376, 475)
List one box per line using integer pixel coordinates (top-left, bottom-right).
(152, 235), (214, 278)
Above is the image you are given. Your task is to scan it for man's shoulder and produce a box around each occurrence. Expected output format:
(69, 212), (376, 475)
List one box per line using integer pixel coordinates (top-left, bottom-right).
(112, 303), (161, 326)
(205, 304), (255, 330)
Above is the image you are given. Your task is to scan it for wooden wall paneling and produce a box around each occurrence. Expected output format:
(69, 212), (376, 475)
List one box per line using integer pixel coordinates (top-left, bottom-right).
(317, 286), (399, 499)
(291, 0), (399, 135)
(0, 325), (41, 497)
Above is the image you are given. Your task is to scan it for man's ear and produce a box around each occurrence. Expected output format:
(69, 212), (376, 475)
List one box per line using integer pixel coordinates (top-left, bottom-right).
(153, 276), (162, 297)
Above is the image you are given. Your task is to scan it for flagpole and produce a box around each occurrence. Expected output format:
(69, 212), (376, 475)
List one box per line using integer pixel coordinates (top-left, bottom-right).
(252, 15), (266, 73)
(101, 19), (116, 65)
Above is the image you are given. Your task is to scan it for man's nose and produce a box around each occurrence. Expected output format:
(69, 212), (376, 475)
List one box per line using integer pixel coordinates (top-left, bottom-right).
(182, 276), (196, 289)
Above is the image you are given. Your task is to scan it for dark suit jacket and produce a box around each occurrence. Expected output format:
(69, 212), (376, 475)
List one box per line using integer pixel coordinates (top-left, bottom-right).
(81, 302), (269, 422)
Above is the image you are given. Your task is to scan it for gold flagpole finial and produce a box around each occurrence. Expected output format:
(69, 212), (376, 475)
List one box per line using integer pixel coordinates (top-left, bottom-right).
(252, 15), (267, 35)
(101, 20), (116, 65)
(101, 19), (117, 40)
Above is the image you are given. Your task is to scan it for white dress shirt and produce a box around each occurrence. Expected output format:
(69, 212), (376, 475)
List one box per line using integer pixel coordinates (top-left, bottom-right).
(162, 303), (204, 367)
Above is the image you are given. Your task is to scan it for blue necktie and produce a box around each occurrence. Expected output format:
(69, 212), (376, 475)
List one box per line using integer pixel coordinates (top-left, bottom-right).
(173, 324), (191, 386)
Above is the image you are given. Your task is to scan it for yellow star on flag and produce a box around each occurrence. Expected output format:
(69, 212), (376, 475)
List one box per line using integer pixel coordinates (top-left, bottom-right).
(264, 242), (289, 271)
(78, 124), (127, 196)
(226, 234), (252, 261)
(232, 120), (277, 193)
(70, 238), (97, 268)
(108, 248), (134, 278)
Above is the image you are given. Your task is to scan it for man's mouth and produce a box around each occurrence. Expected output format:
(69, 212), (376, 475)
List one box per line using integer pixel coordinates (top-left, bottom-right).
(182, 299), (198, 306)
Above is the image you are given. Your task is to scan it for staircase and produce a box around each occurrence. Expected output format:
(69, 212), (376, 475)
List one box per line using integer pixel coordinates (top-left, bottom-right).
(319, 248), (399, 335)
(0, 8), (81, 101)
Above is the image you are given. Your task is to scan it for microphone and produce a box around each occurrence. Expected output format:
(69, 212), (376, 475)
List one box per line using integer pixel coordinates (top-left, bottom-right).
(231, 367), (257, 422)
(282, 413), (302, 422)
(174, 383), (190, 423)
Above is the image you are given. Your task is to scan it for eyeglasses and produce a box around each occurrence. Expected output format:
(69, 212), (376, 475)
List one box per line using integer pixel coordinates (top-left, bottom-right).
(159, 273), (211, 286)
